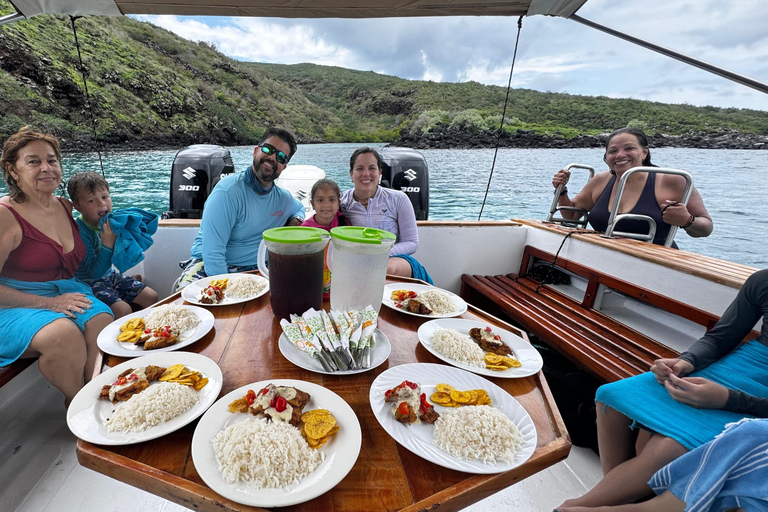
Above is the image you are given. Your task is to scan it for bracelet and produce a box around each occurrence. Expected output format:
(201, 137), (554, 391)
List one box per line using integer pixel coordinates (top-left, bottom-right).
(557, 187), (568, 197)
(682, 214), (696, 229)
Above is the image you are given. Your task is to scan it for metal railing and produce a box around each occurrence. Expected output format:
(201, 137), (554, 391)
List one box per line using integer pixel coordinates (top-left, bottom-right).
(545, 163), (595, 228)
(603, 167), (693, 247)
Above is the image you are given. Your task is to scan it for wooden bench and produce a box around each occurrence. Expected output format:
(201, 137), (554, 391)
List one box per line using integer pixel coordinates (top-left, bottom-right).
(0, 358), (36, 389)
(461, 245), (731, 383)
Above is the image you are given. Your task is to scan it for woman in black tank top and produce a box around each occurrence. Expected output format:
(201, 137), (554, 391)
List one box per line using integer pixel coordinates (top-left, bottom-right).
(552, 127), (713, 246)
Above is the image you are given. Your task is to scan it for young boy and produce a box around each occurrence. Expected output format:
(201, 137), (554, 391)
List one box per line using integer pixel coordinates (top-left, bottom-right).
(67, 172), (159, 318)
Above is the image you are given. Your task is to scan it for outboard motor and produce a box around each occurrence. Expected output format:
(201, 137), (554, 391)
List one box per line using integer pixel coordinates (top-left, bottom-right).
(378, 147), (429, 220)
(163, 144), (234, 219)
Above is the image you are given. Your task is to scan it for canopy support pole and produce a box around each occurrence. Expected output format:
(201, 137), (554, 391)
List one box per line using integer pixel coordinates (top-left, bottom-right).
(0, 12), (25, 26)
(569, 13), (768, 96)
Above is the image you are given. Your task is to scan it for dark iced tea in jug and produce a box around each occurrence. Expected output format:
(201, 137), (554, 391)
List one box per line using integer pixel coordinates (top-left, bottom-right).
(268, 250), (324, 320)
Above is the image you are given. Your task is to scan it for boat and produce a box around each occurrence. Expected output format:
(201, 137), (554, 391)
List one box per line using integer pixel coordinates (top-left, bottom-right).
(0, 1), (764, 511)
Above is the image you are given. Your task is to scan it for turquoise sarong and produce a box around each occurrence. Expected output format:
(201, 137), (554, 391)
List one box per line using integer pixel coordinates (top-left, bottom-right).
(0, 276), (113, 367)
(393, 254), (434, 284)
(596, 339), (768, 451)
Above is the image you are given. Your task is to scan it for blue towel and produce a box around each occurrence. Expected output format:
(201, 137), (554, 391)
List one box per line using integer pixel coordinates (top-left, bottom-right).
(394, 254), (434, 284)
(650, 418), (768, 512)
(596, 339), (768, 451)
(101, 208), (158, 272)
(0, 277), (113, 367)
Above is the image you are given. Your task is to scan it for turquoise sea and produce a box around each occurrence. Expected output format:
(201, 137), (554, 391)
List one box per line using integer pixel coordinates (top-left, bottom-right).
(4, 143), (767, 268)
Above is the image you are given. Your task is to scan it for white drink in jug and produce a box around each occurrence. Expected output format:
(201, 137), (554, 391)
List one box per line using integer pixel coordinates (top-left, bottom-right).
(330, 245), (389, 313)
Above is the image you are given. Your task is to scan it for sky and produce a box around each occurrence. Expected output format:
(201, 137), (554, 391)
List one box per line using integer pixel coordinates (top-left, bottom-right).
(135, 0), (768, 111)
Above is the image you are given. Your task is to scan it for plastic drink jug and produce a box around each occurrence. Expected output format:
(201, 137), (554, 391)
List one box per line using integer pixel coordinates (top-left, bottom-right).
(257, 227), (330, 320)
(329, 226), (396, 313)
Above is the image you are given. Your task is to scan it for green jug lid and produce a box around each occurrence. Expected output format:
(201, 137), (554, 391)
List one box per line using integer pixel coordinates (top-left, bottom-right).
(330, 226), (397, 244)
(262, 226), (329, 244)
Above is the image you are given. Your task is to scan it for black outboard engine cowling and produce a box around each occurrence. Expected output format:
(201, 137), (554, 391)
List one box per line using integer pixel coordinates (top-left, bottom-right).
(163, 144), (234, 219)
(378, 147), (429, 220)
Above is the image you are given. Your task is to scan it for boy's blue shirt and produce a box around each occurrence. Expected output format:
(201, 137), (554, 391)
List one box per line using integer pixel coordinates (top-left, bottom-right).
(74, 216), (116, 283)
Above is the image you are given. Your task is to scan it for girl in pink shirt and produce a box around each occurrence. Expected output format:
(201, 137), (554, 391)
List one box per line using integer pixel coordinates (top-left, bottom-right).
(301, 179), (349, 300)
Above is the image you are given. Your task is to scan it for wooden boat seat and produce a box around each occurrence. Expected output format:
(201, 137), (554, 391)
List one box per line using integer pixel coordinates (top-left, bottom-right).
(461, 245), (737, 383)
(0, 358), (36, 389)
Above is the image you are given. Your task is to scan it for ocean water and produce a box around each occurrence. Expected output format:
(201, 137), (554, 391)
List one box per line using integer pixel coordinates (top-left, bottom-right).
(4, 143), (767, 268)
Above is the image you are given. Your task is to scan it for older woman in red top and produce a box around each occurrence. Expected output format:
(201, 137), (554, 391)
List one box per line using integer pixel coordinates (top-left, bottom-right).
(0, 127), (113, 406)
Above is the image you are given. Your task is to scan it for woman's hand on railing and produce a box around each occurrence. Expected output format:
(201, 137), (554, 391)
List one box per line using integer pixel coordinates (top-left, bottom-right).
(552, 169), (570, 190)
(660, 200), (692, 226)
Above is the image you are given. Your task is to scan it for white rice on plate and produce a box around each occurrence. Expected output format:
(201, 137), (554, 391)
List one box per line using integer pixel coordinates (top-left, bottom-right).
(211, 417), (324, 488)
(106, 381), (199, 433)
(430, 328), (486, 368)
(145, 304), (201, 332)
(419, 289), (457, 315)
(433, 405), (525, 464)
(227, 275), (267, 298)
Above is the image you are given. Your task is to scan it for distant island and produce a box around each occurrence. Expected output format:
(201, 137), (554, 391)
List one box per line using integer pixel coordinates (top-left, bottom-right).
(0, 1), (766, 151)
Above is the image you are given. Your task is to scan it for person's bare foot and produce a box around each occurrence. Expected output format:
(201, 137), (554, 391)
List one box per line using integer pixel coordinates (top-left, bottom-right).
(131, 274), (143, 282)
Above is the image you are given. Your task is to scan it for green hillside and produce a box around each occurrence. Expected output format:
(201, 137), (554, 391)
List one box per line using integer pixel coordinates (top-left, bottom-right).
(250, 62), (768, 140)
(0, 2), (767, 150)
(0, 4), (338, 147)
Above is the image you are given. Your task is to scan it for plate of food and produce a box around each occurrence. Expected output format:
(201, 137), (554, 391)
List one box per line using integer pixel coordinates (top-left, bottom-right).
(181, 273), (269, 306)
(382, 283), (467, 318)
(417, 319), (543, 378)
(192, 379), (362, 508)
(369, 363), (536, 474)
(67, 351), (222, 446)
(97, 304), (215, 357)
(278, 329), (392, 375)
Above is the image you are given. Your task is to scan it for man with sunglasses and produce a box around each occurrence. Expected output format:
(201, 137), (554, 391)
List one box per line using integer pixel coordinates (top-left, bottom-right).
(175, 127), (305, 290)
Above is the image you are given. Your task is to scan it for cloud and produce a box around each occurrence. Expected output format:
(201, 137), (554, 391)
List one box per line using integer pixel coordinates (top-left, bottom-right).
(135, 0), (768, 111)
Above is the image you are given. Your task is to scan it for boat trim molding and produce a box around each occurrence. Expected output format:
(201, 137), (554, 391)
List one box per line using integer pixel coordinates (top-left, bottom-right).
(516, 219), (757, 289)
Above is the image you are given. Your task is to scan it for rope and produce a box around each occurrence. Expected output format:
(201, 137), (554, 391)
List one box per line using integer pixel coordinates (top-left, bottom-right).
(477, 15), (523, 221)
(70, 15), (106, 178)
(533, 230), (597, 293)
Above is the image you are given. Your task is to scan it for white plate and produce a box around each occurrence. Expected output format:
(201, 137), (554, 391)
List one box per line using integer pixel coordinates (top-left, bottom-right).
(278, 329), (391, 375)
(181, 273), (269, 306)
(417, 319), (544, 378)
(369, 363), (537, 474)
(192, 379), (362, 508)
(67, 352), (222, 446)
(381, 283), (468, 318)
(97, 305), (215, 357)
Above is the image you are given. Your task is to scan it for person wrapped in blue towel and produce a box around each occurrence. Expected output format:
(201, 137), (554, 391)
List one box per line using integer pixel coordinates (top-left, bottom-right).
(558, 269), (768, 510)
(68, 172), (159, 318)
(558, 419), (768, 512)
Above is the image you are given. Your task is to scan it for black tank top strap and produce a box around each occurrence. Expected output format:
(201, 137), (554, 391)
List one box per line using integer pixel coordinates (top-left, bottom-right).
(587, 174), (616, 233)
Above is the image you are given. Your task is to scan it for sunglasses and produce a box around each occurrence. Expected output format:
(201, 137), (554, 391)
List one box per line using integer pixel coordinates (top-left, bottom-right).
(258, 143), (289, 165)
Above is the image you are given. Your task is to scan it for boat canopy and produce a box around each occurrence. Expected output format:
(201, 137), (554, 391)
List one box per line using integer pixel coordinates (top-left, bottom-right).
(10, 0), (587, 19)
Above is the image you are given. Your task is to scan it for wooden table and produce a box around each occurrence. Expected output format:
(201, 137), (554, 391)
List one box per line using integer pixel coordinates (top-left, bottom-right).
(77, 277), (571, 512)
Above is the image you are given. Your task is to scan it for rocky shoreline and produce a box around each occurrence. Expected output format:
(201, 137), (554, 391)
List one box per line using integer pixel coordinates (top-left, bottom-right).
(394, 126), (768, 150)
(57, 128), (768, 153)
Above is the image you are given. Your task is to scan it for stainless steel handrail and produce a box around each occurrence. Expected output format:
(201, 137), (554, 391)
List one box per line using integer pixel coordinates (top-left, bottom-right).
(603, 166), (693, 247)
(545, 163), (595, 227)
(0, 12), (24, 26)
